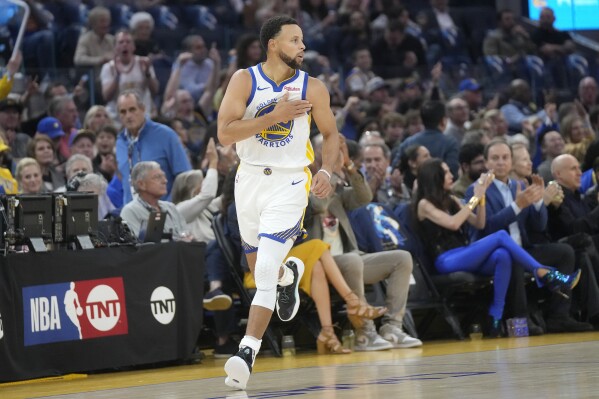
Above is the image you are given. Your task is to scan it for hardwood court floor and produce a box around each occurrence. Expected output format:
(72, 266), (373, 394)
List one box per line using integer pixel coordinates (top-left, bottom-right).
(2, 332), (599, 399)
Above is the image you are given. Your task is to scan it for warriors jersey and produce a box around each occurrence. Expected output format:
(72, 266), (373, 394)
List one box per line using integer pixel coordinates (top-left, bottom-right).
(237, 63), (314, 168)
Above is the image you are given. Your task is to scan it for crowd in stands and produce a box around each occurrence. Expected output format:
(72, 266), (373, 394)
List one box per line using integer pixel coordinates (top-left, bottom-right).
(1, 0), (599, 357)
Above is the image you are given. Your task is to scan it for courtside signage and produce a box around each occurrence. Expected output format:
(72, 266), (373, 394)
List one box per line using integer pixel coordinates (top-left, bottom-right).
(23, 278), (128, 346)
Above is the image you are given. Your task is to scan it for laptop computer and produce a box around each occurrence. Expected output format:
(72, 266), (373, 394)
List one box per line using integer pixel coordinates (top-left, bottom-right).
(138, 211), (166, 243)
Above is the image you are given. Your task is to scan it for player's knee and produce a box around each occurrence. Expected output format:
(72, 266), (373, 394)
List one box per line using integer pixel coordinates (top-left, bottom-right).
(254, 253), (279, 292)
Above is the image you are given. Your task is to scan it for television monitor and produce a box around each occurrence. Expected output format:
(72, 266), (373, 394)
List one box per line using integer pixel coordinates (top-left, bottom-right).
(527, 0), (599, 31)
(13, 195), (53, 242)
(63, 192), (98, 241)
(139, 210), (166, 243)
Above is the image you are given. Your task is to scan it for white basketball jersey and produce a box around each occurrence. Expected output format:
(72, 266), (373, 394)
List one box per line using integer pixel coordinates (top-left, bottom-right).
(237, 63), (314, 168)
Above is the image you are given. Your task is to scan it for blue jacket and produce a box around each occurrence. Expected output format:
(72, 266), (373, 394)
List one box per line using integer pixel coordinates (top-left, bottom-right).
(464, 179), (548, 248)
(398, 129), (459, 178)
(116, 117), (192, 205)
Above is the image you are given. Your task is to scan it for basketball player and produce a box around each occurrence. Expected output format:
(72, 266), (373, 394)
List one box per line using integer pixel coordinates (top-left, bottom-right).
(217, 16), (340, 390)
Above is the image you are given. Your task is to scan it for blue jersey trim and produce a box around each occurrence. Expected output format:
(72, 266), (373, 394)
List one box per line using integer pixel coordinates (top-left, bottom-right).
(301, 72), (308, 100)
(257, 63), (300, 92)
(247, 67), (257, 106)
(258, 233), (288, 244)
(241, 238), (258, 253)
(258, 218), (303, 244)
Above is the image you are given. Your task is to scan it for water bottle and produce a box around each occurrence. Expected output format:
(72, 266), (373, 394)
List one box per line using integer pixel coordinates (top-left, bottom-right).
(281, 335), (296, 356)
(342, 329), (355, 351)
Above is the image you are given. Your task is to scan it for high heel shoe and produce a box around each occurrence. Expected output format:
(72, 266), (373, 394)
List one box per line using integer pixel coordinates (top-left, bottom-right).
(317, 326), (351, 354)
(485, 316), (503, 338)
(344, 291), (387, 329)
(540, 269), (582, 299)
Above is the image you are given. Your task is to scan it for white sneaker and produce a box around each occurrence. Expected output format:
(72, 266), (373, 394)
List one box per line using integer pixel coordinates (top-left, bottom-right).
(380, 324), (423, 348)
(224, 346), (255, 390)
(354, 329), (393, 351)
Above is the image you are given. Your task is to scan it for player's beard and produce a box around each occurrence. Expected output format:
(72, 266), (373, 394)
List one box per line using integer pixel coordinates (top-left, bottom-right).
(279, 50), (302, 69)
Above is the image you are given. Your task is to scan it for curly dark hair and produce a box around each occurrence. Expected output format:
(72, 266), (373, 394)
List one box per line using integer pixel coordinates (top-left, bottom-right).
(259, 15), (298, 51)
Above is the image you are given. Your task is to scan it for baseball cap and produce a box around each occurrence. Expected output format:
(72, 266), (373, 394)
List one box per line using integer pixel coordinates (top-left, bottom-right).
(458, 78), (482, 92)
(37, 117), (66, 139)
(366, 77), (389, 95)
(70, 129), (96, 147)
(0, 98), (23, 113)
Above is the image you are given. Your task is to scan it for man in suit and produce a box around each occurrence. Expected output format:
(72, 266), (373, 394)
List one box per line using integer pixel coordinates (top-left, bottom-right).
(548, 154), (599, 326)
(465, 139), (593, 333)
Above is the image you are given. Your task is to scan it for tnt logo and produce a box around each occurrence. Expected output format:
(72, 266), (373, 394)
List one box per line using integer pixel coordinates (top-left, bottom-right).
(86, 284), (122, 332)
(23, 278), (128, 346)
(150, 286), (176, 325)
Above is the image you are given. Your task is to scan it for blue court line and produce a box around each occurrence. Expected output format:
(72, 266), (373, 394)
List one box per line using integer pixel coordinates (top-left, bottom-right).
(210, 371), (496, 399)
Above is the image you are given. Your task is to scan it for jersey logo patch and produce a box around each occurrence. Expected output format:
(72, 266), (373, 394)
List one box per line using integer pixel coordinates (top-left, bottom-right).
(255, 102), (294, 142)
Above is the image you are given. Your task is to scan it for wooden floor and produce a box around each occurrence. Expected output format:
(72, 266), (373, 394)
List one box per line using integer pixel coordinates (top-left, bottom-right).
(2, 332), (599, 399)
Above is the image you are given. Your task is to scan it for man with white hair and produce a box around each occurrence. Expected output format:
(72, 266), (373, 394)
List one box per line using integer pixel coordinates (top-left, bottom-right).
(74, 6), (115, 74)
(444, 97), (470, 144)
(54, 154), (94, 193)
(120, 161), (188, 239)
(130, 12), (160, 57)
(77, 173), (116, 220)
(548, 154), (599, 328)
(549, 154), (599, 237)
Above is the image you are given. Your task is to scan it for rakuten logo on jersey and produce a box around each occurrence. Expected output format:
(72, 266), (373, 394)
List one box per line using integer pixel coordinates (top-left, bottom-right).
(23, 277), (128, 346)
(150, 286), (176, 325)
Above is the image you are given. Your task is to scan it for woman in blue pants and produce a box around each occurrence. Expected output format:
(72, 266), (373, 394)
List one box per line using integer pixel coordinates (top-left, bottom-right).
(413, 158), (581, 337)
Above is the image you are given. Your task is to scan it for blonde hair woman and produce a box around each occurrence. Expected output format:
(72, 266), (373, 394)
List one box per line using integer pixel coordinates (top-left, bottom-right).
(83, 105), (112, 133)
(15, 157), (43, 194)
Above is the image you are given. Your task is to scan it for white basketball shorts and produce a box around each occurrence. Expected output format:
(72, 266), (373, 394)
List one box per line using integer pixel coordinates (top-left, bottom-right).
(235, 162), (312, 253)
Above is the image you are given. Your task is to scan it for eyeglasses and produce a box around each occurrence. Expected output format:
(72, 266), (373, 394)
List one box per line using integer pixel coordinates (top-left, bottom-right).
(147, 173), (166, 181)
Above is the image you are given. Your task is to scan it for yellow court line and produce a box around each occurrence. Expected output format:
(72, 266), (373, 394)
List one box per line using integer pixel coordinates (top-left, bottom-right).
(0, 374), (87, 387)
(2, 332), (598, 399)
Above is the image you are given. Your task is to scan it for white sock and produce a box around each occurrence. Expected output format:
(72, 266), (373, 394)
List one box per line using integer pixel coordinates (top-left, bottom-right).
(239, 335), (262, 365)
(278, 264), (294, 287)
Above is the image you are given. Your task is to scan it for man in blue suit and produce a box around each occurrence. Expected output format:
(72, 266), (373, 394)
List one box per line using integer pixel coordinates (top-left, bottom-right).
(398, 100), (459, 179)
(465, 139), (592, 333)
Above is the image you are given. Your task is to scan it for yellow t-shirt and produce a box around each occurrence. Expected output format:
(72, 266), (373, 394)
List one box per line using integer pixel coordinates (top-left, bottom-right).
(0, 167), (18, 194)
(0, 75), (13, 100)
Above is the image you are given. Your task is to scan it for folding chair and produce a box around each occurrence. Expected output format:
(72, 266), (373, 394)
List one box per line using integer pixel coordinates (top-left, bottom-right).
(394, 204), (493, 340)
